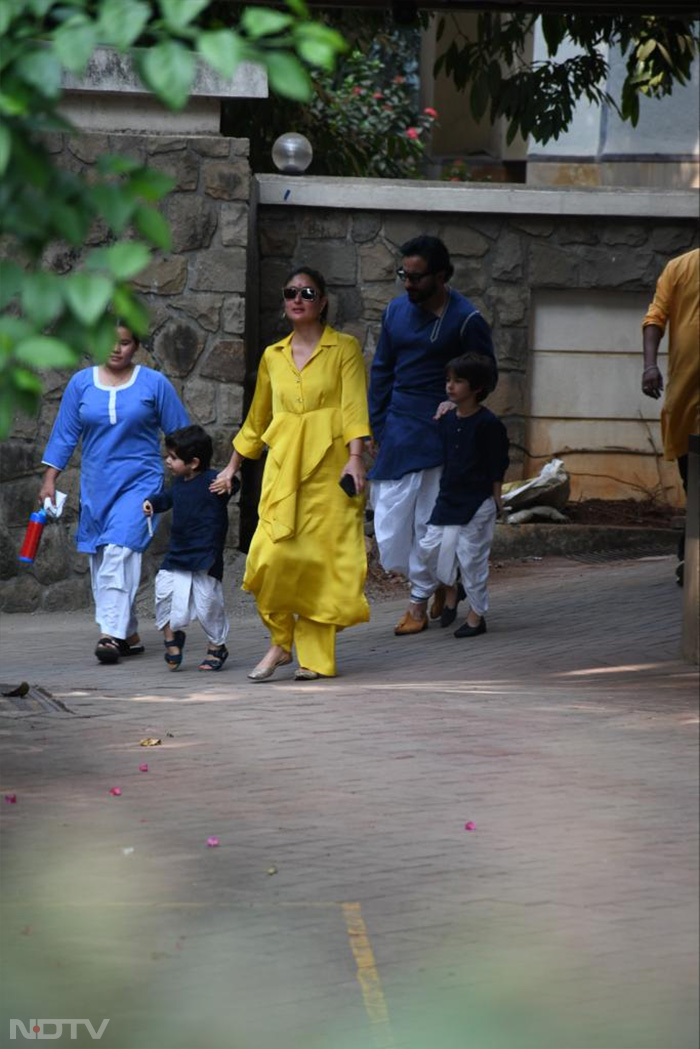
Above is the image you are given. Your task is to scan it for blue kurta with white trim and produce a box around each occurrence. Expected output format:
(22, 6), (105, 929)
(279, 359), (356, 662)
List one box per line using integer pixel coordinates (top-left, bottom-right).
(368, 289), (495, 480)
(42, 365), (188, 554)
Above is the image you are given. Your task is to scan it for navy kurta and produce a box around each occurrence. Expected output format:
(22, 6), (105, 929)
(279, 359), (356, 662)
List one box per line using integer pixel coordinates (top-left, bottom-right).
(368, 289), (495, 480)
(42, 365), (188, 554)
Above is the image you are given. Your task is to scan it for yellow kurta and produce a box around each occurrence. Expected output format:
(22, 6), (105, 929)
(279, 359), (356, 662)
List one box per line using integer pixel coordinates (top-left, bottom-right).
(642, 248), (700, 460)
(234, 326), (371, 627)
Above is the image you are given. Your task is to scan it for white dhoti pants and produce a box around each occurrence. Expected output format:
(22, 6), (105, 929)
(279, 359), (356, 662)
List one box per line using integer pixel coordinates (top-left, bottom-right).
(89, 544), (142, 640)
(371, 466), (442, 589)
(413, 498), (497, 617)
(155, 569), (229, 646)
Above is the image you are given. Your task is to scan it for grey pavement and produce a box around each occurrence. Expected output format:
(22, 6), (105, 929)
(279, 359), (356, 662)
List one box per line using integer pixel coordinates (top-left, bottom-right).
(0, 556), (698, 1049)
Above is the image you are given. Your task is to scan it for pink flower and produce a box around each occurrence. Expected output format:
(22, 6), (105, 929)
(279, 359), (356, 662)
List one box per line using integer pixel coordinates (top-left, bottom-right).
(393, 75), (405, 84)
(372, 92), (384, 100)
(351, 86), (364, 96)
(207, 836), (220, 848)
(406, 127), (420, 140)
(139, 763), (149, 772)
(4, 793), (17, 804)
(464, 821), (476, 831)
(424, 106), (438, 118)
(109, 787), (122, 796)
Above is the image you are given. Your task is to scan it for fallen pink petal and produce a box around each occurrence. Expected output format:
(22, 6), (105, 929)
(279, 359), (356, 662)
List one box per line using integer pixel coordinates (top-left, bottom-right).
(207, 836), (220, 847)
(464, 821), (476, 831)
(139, 763), (149, 772)
(109, 787), (122, 796)
(4, 793), (17, 803)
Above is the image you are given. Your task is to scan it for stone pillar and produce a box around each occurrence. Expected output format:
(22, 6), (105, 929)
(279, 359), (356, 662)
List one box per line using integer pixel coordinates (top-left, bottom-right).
(682, 435), (699, 664)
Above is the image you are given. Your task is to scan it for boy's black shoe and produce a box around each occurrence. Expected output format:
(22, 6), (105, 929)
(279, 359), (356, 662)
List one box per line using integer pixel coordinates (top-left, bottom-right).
(454, 618), (487, 639)
(440, 583), (466, 628)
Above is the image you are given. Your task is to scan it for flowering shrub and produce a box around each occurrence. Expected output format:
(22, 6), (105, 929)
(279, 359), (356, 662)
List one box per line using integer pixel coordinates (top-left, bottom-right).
(441, 158), (492, 183)
(307, 53), (438, 178)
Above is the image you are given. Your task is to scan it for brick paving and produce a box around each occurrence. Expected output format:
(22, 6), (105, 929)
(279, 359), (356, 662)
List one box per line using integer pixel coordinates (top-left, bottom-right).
(0, 556), (698, 1049)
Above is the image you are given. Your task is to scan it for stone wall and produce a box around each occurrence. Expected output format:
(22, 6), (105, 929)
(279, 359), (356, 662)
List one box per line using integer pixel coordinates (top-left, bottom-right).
(257, 202), (697, 498)
(1, 131), (250, 613)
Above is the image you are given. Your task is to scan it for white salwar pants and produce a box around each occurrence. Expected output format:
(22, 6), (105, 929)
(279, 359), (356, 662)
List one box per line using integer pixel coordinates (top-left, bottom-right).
(155, 569), (229, 646)
(412, 498), (497, 617)
(371, 466), (442, 591)
(89, 544), (141, 640)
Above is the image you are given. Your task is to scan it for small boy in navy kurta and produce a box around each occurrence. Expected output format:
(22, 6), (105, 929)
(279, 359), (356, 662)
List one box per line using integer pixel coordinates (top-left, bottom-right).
(413, 353), (509, 638)
(144, 425), (237, 672)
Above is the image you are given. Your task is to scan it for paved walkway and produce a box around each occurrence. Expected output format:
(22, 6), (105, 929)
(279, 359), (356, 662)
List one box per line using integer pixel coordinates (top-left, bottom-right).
(1, 556), (698, 1049)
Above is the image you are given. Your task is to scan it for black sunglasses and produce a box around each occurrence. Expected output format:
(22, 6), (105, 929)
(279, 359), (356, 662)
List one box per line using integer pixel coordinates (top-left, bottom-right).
(395, 267), (433, 285)
(283, 286), (319, 301)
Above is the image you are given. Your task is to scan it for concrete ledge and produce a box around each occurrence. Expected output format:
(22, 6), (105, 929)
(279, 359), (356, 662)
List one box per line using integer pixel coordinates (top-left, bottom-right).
(492, 524), (678, 560)
(256, 174), (696, 218)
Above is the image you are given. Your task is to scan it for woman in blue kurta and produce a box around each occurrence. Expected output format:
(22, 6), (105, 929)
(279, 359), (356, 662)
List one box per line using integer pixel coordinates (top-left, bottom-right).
(39, 324), (188, 663)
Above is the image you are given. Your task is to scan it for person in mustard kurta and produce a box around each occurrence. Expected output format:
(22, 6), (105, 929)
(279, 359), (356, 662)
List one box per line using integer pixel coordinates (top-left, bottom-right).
(212, 267), (371, 680)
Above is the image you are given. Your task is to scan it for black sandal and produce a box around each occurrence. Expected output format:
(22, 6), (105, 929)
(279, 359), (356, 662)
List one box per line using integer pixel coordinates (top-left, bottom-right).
(95, 637), (121, 664)
(116, 638), (145, 656)
(164, 630), (186, 671)
(198, 644), (229, 672)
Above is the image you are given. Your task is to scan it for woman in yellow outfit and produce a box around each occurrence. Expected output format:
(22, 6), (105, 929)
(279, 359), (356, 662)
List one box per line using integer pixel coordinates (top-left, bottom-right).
(212, 267), (371, 680)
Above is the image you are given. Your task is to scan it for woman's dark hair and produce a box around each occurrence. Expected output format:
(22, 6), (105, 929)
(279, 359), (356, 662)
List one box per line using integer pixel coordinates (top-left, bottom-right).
(115, 318), (140, 346)
(445, 352), (496, 403)
(165, 424), (213, 471)
(284, 265), (329, 322)
(399, 235), (454, 282)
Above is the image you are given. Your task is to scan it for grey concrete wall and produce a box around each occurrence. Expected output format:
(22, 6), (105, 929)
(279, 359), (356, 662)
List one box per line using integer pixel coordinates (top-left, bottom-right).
(1, 131), (250, 614)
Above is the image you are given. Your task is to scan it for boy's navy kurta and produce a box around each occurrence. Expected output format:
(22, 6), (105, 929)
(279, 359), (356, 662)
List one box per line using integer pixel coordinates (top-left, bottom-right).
(429, 408), (510, 526)
(147, 469), (233, 580)
(368, 288), (496, 481)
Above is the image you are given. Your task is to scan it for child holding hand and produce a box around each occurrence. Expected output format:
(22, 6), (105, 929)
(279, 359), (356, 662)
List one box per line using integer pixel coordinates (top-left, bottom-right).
(413, 353), (509, 638)
(143, 424), (238, 671)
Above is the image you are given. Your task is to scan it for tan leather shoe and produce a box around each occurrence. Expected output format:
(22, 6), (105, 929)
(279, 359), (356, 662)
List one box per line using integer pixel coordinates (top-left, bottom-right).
(394, 611), (428, 635)
(429, 585), (446, 620)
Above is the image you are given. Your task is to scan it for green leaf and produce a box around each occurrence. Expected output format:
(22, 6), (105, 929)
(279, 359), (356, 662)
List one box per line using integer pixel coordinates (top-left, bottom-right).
(12, 367), (43, 395)
(53, 19), (97, 75)
(0, 315), (33, 347)
(197, 29), (244, 79)
(89, 312), (120, 360)
(264, 52), (312, 102)
(91, 183), (137, 232)
(102, 241), (151, 280)
(21, 272), (64, 328)
(65, 272), (114, 326)
(285, 0), (308, 16)
(0, 90), (28, 117)
(50, 201), (91, 244)
(15, 48), (63, 99)
(97, 153), (142, 176)
(141, 40), (195, 110)
(127, 167), (175, 201)
(0, 261), (23, 310)
(241, 7), (294, 39)
(159, 0), (209, 32)
(97, 0), (150, 50)
(112, 286), (149, 337)
(470, 73), (490, 122)
(637, 39), (656, 61)
(295, 38), (336, 71)
(0, 122), (10, 176)
(134, 204), (172, 250)
(14, 336), (79, 369)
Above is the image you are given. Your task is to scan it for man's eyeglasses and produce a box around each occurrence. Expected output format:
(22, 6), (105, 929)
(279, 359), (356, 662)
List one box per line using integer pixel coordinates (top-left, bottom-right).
(396, 267), (432, 285)
(283, 286), (319, 301)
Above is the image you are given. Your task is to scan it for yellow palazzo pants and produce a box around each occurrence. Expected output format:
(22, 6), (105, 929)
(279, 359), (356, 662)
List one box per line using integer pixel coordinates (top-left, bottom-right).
(260, 611), (337, 677)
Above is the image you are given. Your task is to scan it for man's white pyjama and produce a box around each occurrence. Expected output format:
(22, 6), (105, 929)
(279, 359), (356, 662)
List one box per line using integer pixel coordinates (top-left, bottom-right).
(371, 466), (442, 588)
(89, 544), (141, 640)
(412, 497), (497, 617)
(155, 568), (229, 646)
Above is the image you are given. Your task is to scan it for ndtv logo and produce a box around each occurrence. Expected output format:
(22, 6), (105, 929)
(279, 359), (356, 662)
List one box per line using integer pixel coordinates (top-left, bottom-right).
(10, 1020), (110, 1040)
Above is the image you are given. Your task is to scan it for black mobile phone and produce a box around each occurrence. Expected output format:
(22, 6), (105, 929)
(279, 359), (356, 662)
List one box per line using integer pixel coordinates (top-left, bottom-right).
(339, 474), (357, 497)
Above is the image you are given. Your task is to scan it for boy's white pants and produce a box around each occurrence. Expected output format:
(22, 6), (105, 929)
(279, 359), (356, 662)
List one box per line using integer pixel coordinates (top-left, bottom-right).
(371, 466), (442, 586)
(155, 569), (229, 646)
(90, 544), (141, 640)
(412, 497), (497, 617)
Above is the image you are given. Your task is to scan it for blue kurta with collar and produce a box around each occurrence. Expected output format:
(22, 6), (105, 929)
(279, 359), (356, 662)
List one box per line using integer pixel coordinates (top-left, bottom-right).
(368, 288), (495, 480)
(429, 407), (510, 526)
(42, 365), (188, 554)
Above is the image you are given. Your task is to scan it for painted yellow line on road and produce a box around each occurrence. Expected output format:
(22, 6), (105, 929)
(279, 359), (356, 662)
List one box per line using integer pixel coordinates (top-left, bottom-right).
(342, 902), (395, 1049)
